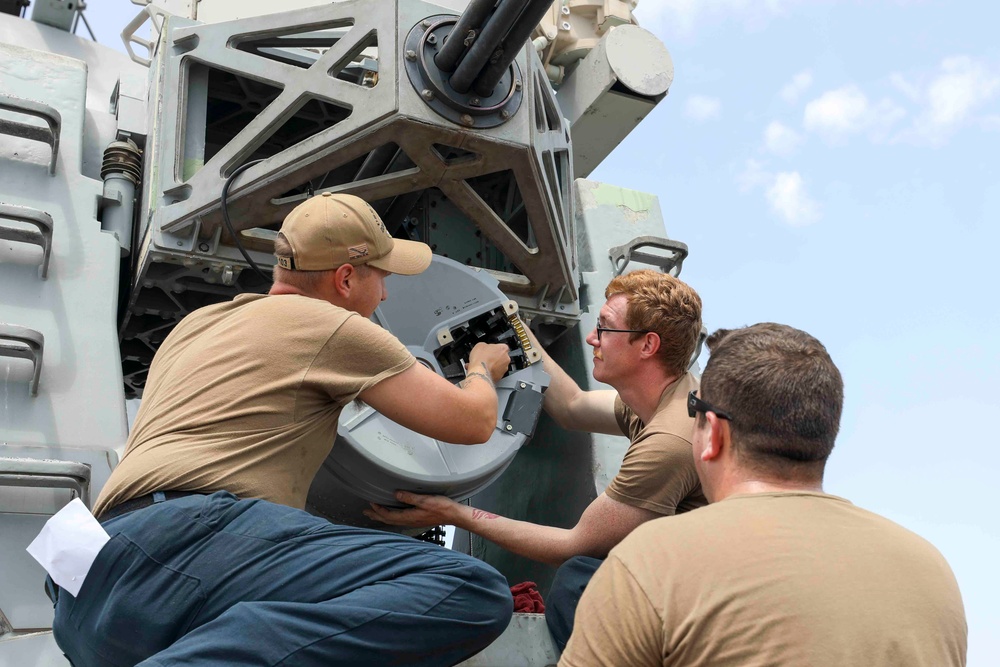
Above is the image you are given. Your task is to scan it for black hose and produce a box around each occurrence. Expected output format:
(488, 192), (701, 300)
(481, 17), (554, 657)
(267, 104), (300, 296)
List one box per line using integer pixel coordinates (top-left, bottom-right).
(449, 0), (528, 94)
(220, 159), (273, 284)
(434, 0), (497, 73)
(473, 0), (556, 97)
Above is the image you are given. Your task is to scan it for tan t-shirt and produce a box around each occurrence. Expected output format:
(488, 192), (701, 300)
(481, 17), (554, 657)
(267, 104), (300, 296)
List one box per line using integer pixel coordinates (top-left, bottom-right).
(94, 294), (414, 515)
(607, 372), (706, 515)
(561, 492), (968, 667)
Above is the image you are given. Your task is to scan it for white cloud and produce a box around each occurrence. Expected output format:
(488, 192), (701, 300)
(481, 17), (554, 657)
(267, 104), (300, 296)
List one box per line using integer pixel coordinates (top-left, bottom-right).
(910, 56), (1000, 144)
(766, 172), (820, 226)
(780, 70), (813, 104)
(803, 85), (906, 141)
(737, 160), (820, 226)
(763, 121), (803, 156)
(684, 95), (722, 121)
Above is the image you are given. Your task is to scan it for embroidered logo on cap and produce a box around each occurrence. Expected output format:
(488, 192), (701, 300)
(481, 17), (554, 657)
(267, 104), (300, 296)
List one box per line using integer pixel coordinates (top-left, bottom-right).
(348, 243), (370, 259)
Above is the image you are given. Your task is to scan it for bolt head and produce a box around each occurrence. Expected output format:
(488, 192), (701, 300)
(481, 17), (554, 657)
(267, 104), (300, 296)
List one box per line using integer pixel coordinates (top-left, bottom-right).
(198, 242), (210, 252)
(421, 89), (435, 101)
(505, 424), (513, 431)
(519, 382), (527, 389)
(460, 114), (475, 126)
(514, 79), (522, 90)
(405, 49), (416, 60)
(469, 97), (481, 106)
(422, 19), (432, 28)
(500, 109), (510, 120)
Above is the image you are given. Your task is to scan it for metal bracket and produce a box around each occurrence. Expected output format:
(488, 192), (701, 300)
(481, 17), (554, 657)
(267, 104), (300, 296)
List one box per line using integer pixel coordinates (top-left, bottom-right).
(0, 203), (54, 279)
(121, 2), (169, 67)
(0, 458), (91, 506)
(0, 94), (61, 175)
(608, 235), (689, 277)
(0, 324), (44, 396)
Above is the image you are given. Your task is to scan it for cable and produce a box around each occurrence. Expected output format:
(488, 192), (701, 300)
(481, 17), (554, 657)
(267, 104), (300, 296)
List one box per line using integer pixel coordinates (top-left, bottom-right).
(78, 10), (97, 42)
(220, 159), (273, 284)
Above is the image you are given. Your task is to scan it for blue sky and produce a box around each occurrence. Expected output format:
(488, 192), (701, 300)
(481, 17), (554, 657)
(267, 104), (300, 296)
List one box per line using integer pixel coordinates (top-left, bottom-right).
(68, 1), (997, 663)
(615, 2), (998, 664)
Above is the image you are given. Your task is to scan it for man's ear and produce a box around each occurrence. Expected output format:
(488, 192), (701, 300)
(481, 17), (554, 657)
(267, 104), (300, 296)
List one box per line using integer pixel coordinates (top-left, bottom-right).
(639, 331), (661, 359)
(699, 412), (729, 462)
(331, 263), (355, 298)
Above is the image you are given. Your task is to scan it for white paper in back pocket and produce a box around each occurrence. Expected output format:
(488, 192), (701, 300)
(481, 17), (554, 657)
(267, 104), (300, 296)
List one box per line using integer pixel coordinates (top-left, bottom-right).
(26, 497), (111, 597)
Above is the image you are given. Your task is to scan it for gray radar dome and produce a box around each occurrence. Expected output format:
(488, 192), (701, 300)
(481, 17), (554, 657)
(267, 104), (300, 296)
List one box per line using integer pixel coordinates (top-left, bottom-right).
(306, 256), (550, 528)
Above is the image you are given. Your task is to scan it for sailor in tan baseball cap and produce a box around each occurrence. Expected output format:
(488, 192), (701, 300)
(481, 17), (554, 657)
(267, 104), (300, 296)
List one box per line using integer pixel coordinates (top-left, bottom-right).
(275, 192), (432, 275)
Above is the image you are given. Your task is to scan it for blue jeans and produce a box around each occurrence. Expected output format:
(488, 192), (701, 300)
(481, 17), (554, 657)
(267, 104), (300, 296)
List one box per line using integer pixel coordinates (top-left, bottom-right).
(544, 555), (604, 652)
(49, 492), (512, 667)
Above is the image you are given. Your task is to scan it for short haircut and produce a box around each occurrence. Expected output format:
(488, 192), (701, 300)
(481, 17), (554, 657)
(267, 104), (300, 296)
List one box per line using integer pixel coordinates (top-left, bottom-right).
(273, 232), (371, 291)
(701, 323), (844, 482)
(605, 269), (702, 376)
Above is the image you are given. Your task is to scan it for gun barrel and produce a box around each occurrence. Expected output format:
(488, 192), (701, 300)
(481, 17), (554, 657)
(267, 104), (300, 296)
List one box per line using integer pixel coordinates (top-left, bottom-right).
(449, 0), (528, 94)
(434, 0), (496, 73)
(473, 0), (555, 97)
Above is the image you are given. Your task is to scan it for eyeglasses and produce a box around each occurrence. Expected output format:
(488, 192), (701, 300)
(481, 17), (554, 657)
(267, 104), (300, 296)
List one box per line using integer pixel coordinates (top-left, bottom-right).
(687, 390), (733, 421)
(595, 325), (652, 342)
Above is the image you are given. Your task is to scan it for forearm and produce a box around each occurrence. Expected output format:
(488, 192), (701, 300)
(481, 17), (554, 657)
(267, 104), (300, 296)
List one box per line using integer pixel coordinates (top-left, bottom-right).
(455, 361), (499, 441)
(452, 505), (591, 566)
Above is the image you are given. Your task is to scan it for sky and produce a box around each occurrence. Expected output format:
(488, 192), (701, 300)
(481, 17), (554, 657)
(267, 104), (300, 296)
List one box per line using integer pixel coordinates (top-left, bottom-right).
(52, 1), (998, 664)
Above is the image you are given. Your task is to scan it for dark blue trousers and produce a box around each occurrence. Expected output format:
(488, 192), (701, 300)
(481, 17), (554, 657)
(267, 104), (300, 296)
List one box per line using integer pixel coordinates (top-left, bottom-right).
(544, 555), (604, 652)
(49, 492), (512, 667)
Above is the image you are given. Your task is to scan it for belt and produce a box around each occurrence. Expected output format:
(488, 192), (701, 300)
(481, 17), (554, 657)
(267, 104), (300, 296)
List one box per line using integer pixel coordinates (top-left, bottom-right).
(97, 490), (206, 522)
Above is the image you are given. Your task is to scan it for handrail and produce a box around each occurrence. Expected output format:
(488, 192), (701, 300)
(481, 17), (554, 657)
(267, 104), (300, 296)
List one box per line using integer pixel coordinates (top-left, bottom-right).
(0, 93), (61, 175)
(0, 458), (91, 506)
(608, 235), (689, 277)
(0, 203), (54, 279)
(0, 324), (44, 396)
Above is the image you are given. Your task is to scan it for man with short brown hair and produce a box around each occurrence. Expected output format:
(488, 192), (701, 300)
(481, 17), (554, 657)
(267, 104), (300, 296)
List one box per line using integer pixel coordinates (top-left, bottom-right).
(49, 193), (515, 667)
(560, 323), (968, 667)
(368, 269), (707, 650)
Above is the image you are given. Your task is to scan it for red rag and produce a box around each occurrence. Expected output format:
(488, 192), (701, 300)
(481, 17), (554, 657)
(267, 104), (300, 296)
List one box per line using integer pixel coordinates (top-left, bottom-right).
(510, 581), (545, 613)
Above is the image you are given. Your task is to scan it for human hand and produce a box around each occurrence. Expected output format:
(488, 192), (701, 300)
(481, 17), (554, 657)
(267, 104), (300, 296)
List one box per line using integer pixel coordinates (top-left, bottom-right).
(468, 342), (511, 383)
(364, 491), (463, 528)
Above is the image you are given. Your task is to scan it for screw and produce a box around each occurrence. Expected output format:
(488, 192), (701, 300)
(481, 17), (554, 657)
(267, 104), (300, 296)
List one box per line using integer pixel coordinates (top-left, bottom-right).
(460, 114), (474, 126)
(421, 89), (435, 101)
(422, 19), (431, 28)
(405, 49), (416, 61)
(514, 79), (522, 90)
(198, 242), (210, 252)
(500, 109), (510, 120)
(427, 34), (437, 45)
(505, 424), (513, 431)
(469, 97), (481, 107)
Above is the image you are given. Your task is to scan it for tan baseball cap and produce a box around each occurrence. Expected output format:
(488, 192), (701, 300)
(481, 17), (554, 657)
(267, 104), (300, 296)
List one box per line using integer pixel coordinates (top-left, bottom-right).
(275, 193), (432, 275)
